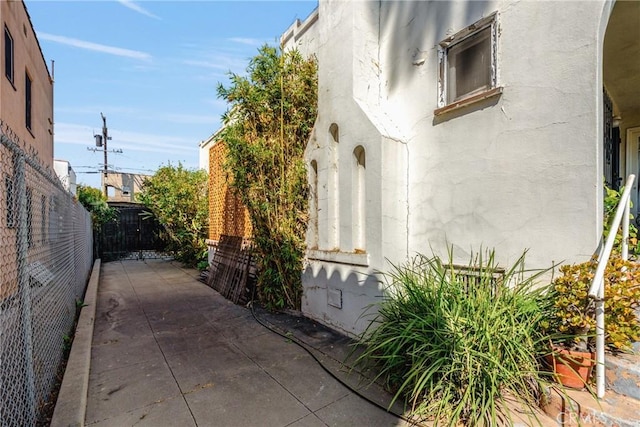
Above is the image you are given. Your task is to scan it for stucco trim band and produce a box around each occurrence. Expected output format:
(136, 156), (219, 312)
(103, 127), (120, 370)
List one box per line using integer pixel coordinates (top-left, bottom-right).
(307, 250), (369, 267)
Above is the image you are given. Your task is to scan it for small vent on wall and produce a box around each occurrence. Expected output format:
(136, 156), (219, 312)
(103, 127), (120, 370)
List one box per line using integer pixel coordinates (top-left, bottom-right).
(327, 288), (342, 309)
(449, 264), (505, 295)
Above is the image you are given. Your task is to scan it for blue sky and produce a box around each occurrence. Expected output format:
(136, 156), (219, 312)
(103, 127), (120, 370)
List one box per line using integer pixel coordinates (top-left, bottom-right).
(25, 0), (318, 189)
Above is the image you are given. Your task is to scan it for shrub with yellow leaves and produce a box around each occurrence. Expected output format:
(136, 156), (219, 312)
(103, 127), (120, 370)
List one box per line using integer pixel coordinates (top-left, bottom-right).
(543, 256), (640, 353)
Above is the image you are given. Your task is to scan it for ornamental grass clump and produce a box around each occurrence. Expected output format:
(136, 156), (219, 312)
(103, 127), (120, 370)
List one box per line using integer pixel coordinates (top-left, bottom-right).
(354, 250), (552, 426)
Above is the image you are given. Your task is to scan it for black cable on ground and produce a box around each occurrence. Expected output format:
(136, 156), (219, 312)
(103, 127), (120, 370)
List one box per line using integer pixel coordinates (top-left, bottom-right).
(247, 298), (419, 426)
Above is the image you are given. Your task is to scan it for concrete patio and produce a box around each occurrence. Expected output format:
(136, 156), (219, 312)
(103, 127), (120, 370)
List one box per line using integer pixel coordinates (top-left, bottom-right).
(55, 258), (411, 427)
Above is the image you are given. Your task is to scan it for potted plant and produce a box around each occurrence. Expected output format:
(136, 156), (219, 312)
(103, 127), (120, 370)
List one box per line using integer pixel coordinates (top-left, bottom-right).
(542, 256), (640, 389)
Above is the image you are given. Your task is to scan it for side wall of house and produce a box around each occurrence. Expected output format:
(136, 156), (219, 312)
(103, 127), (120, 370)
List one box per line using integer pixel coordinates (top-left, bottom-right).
(298, 0), (609, 337)
(299, 1), (409, 336)
(378, 0), (606, 270)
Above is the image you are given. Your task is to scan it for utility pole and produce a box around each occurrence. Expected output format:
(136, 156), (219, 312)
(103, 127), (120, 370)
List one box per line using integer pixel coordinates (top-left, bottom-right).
(87, 113), (122, 197)
(101, 113), (109, 196)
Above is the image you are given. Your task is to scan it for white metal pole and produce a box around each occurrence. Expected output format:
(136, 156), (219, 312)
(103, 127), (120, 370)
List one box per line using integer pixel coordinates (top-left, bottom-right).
(589, 174), (635, 298)
(595, 278), (606, 398)
(590, 175), (635, 399)
(622, 196), (630, 261)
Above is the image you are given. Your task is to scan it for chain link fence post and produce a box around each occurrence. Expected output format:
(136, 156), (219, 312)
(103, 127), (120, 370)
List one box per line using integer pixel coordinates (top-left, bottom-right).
(14, 150), (37, 424)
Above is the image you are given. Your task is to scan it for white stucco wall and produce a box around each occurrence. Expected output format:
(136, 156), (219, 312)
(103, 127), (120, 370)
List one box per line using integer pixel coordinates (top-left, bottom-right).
(54, 159), (77, 195)
(199, 134), (215, 171)
(295, 0), (611, 337)
(379, 0), (607, 268)
(281, 7), (319, 59)
(301, 1), (410, 336)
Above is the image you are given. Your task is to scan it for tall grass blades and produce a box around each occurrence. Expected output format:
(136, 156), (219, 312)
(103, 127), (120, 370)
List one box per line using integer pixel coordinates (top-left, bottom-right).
(354, 250), (552, 426)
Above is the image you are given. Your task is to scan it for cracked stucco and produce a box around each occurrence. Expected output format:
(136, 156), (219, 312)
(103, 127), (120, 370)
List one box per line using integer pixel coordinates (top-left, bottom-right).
(286, 0), (609, 335)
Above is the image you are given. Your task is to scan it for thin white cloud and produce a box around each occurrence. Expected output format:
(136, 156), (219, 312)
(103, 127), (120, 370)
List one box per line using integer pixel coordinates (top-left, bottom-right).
(182, 51), (253, 78)
(37, 32), (152, 61)
(183, 59), (232, 72)
(54, 123), (95, 146)
(55, 106), (141, 116)
(54, 122), (196, 156)
(54, 107), (218, 126)
(204, 98), (229, 109)
(117, 0), (161, 20)
(228, 37), (265, 47)
(178, 38), (258, 77)
(163, 113), (218, 125)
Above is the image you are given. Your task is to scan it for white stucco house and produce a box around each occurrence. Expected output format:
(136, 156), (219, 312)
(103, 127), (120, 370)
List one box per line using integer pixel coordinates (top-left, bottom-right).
(199, 128), (224, 171)
(53, 159), (77, 195)
(281, 0), (640, 337)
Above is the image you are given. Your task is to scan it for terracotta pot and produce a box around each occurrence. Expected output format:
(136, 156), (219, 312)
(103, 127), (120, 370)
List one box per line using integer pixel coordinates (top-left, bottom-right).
(547, 348), (595, 389)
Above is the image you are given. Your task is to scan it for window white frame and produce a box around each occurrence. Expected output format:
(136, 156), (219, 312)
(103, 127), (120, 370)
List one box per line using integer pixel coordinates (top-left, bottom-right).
(437, 12), (499, 112)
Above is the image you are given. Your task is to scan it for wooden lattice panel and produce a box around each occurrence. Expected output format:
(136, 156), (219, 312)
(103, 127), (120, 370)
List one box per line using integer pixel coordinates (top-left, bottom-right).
(208, 141), (252, 241)
(206, 234), (253, 304)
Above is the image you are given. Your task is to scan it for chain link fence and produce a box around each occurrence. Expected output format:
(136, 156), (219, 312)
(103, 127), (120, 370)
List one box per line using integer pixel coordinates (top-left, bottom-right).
(0, 120), (93, 426)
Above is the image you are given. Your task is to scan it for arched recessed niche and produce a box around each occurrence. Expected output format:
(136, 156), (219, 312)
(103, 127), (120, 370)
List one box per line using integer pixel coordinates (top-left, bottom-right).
(353, 146), (366, 251)
(309, 160), (319, 248)
(329, 123), (339, 143)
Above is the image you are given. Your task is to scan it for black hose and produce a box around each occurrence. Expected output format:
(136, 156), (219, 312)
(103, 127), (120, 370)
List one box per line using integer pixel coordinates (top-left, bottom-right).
(248, 299), (419, 426)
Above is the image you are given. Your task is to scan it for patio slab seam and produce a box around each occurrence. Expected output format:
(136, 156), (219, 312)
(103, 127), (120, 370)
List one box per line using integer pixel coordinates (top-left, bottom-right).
(226, 338), (319, 414)
(127, 273), (200, 424)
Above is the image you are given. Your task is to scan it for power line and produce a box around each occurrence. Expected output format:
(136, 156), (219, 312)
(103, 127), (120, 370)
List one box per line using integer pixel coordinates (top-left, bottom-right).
(115, 166), (155, 173)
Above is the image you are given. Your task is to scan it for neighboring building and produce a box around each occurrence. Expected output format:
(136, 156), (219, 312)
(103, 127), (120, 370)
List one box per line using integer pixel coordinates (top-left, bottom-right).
(207, 137), (251, 243)
(53, 159), (76, 195)
(280, 8), (319, 60)
(281, 0), (639, 337)
(201, 127), (252, 260)
(0, 0), (54, 167)
(103, 172), (147, 203)
(199, 129), (220, 171)
(1, 0), (54, 302)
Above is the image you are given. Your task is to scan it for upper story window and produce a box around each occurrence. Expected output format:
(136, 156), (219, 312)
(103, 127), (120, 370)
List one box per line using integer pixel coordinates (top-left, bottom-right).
(437, 13), (500, 114)
(4, 26), (14, 84)
(25, 71), (32, 131)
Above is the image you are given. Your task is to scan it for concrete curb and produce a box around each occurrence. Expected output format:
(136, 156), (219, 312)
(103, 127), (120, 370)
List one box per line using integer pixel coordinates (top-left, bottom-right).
(50, 259), (101, 427)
